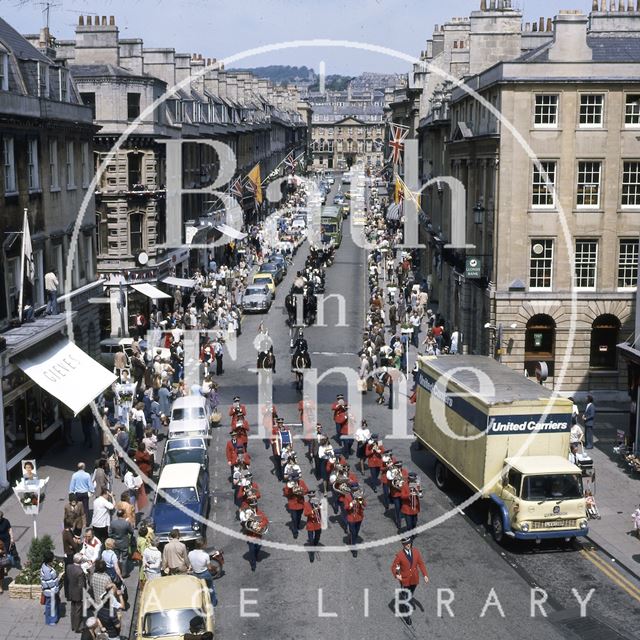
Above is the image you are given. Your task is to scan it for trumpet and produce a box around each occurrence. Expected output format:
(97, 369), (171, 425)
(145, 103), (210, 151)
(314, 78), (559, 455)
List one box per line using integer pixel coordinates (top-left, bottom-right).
(409, 479), (423, 498)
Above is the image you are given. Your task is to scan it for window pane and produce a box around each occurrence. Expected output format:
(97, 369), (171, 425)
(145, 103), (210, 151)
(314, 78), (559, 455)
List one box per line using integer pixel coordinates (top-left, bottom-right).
(529, 239), (554, 289)
(577, 161), (601, 207)
(574, 240), (598, 289)
(532, 161), (556, 207)
(622, 161), (640, 207)
(579, 94), (603, 126)
(534, 95), (558, 126)
(127, 93), (141, 121)
(618, 239), (639, 288)
(625, 94), (640, 125)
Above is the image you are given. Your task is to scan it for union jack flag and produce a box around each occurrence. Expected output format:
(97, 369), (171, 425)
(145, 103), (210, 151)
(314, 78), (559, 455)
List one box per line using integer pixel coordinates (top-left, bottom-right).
(388, 122), (409, 165)
(284, 151), (296, 174)
(230, 176), (244, 199)
(244, 176), (256, 194)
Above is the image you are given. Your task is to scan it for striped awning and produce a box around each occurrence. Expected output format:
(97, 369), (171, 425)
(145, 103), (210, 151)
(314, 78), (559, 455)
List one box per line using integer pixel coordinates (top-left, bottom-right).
(386, 203), (401, 221)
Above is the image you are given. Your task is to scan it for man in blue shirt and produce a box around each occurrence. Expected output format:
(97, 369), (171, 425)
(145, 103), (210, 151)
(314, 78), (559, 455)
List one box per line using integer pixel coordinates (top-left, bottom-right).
(68, 463), (94, 521)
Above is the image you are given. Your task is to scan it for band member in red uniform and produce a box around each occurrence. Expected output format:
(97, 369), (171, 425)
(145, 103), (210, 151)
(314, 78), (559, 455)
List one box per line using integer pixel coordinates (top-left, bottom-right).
(330, 456), (357, 515)
(283, 471), (309, 538)
(400, 472), (422, 532)
(331, 394), (348, 439)
(233, 418), (249, 451)
(239, 499), (269, 572)
(229, 396), (247, 429)
(365, 434), (384, 493)
(339, 413), (355, 459)
(236, 473), (261, 505)
(391, 537), (429, 626)
(303, 491), (323, 562)
(226, 435), (240, 479)
(344, 482), (366, 557)
(380, 451), (397, 510)
(388, 461), (409, 529)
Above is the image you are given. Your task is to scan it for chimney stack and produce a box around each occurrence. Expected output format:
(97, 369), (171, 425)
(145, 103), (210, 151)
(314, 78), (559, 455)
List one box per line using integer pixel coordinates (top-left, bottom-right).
(525, 21), (530, 30)
(86, 15), (92, 25)
(610, 0), (616, 10)
(549, 12), (592, 62)
(109, 15), (115, 25)
(78, 15), (84, 25)
(94, 15), (99, 25)
(539, 16), (545, 30)
(101, 16), (107, 25)
(480, 0), (487, 9)
(619, 0), (625, 9)
(490, 0), (496, 8)
(532, 21), (538, 31)
(546, 17), (553, 30)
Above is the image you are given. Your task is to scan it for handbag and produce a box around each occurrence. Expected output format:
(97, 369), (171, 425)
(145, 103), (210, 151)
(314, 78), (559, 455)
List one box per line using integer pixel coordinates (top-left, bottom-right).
(210, 410), (222, 424)
(131, 550), (142, 563)
(0, 554), (11, 568)
(40, 592), (46, 605)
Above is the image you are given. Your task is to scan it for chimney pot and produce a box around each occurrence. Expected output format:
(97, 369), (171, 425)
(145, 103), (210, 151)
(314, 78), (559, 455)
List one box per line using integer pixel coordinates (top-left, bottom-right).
(78, 15), (84, 25)
(109, 15), (115, 25)
(619, 0), (625, 9)
(524, 21), (530, 30)
(87, 15), (92, 25)
(539, 16), (545, 30)
(546, 17), (553, 31)
(94, 15), (100, 26)
(610, 0), (616, 10)
(489, 0), (496, 8)
(532, 21), (538, 31)
(628, 0), (634, 10)
(101, 16), (107, 25)
(480, 0), (487, 9)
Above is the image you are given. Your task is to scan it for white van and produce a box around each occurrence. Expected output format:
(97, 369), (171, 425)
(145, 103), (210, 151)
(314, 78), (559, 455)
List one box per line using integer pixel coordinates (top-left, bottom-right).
(168, 396), (210, 439)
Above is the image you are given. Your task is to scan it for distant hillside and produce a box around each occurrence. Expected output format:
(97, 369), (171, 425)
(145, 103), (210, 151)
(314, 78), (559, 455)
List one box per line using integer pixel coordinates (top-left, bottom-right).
(230, 65), (316, 85)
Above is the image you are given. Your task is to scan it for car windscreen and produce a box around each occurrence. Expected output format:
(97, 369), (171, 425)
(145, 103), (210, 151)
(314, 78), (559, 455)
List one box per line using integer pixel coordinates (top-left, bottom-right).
(143, 608), (204, 637)
(322, 223), (337, 233)
(521, 474), (583, 501)
(171, 407), (205, 421)
(155, 486), (198, 503)
(165, 449), (205, 466)
(244, 287), (266, 296)
(254, 277), (271, 285)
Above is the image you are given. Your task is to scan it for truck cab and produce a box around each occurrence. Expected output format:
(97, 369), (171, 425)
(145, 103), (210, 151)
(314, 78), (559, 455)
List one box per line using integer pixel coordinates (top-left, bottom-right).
(491, 456), (588, 542)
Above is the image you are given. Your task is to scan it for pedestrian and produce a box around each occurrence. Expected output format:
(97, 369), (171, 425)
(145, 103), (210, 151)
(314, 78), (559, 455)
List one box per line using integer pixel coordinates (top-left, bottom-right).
(80, 616), (108, 640)
(188, 538), (218, 606)
(96, 583), (125, 639)
(62, 519), (81, 599)
(80, 406), (96, 449)
(303, 492), (323, 563)
(0, 511), (15, 562)
(91, 489), (115, 543)
(133, 442), (153, 488)
(102, 539), (124, 588)
(214, 340), (224, 375)
(409, 310), (421, 348)
(92, 459), (110, 497)
(115, 426), (130, 479)
(0, 541), (10, 593)
(142, 535), (162, 582)
(183, 616), (213, 640)
(632, 504), (640, 539)
(130, 402), (147, 443)
(44, 269), (59, 315)
(582, 395), (596, 449)
(390, 537), (429, 627)
(450, 327), (460, 354)
(115, 491), (136, 527)
(66, 553), (86, 633)
(365, 435), (384, 493)
(69, 463), (94, 521)
(108, 510), (133, 578)
(354, 420), (371, 475)
(162, 529), (190, 575)
(40, 550), (61, 626)
(79, 528), (102, 574)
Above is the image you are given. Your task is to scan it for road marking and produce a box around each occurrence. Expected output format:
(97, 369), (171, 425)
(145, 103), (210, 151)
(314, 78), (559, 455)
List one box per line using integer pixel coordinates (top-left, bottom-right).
(580, 548), (640, 604)
(310, 351), (358, 356)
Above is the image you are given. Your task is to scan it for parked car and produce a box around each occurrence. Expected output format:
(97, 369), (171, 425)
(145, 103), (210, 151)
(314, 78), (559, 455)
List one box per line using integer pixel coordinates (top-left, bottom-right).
(168, 396), (210, 439)
(327, 176), (335, 185)
(162, 437), (209, 471)
(99, 337), (133, 369)
(252, 273), (276, 295)
(152, 462), (210, 545)
(333, 194), (345, 205)
(137, 575), (214, 639)
(241, 284), (273, 313)
(269, 253), (290, 274)
(258, 261), (284, 284)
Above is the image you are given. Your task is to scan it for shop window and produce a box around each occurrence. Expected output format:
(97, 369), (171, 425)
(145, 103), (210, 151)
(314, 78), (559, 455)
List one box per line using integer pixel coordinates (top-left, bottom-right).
(589, 314), (620, 370)
(524, 314), (555, 377)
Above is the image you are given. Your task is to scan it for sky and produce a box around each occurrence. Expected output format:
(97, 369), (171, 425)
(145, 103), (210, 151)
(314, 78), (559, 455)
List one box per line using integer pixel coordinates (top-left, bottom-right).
(3, 0), (596, 75)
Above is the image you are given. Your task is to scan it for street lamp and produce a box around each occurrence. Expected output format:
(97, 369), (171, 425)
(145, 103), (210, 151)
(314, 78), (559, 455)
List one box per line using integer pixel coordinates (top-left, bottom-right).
(473, 202), (485, 225)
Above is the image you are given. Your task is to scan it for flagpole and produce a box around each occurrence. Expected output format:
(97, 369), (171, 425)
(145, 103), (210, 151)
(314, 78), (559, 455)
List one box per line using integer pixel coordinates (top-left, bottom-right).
(17, 208), (27, 322)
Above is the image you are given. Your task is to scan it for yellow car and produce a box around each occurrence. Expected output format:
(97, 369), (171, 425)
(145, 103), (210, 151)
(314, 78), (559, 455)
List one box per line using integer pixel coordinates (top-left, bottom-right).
(252, 272), (276, 296)
(136, 575), (214, 639)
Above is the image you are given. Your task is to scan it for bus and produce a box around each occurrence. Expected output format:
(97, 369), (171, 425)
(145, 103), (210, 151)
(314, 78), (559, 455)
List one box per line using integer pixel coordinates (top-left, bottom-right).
(320, 205), (343, 247)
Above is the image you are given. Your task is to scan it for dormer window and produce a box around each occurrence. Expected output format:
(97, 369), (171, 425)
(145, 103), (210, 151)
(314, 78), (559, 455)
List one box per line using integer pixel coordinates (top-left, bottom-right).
(37, 61), (49, 98)
(0, 52), (8, 91)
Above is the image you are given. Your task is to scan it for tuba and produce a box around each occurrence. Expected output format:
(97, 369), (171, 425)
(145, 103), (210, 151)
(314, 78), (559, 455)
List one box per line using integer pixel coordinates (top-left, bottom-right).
(287, 480), (305, 496)
(241, 508), (269, 535)
(389, 466), (405, 491)
(331, 465), (351, 496)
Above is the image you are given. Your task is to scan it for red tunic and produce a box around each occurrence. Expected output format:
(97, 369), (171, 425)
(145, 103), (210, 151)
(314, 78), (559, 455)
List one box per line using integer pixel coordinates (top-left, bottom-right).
(303, 501), (322, 531)
(345, 498), (366, 523)
(389, 468), (409, 499)
(390, 548), (428, 587)
(400, 482), (421, 515)
(331, 402), (348, 425)
(283, 479), (309, 510)
(226, 440), (239, 465)
(229, 403), (247, 428)
(365, 443), (385, 468)
(236, 482), (261, 502)
(244, 508), (269, 540)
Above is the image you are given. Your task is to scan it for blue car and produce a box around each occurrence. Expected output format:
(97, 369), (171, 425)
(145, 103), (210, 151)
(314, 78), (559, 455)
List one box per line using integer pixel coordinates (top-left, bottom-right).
(152, 462), (210, 545)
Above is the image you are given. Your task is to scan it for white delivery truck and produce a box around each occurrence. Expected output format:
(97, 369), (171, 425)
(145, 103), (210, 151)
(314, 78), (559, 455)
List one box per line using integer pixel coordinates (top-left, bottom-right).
(414, 355), (588, 543)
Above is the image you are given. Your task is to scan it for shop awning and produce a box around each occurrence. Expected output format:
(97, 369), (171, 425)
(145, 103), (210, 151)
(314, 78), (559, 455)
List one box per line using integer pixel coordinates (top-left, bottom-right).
(13, 338), (117, 415)
(617, 340), (640, 366)
(386, 203), (401, 221)
(215, 223), (247, 240)
(161, 276), (197, 288)
(131, 283), (172, 299)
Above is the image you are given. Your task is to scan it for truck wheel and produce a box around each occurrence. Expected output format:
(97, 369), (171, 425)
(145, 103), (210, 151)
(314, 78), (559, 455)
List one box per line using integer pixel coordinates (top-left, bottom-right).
(491, 509), (504, 544)
(434, 461), (447, 490)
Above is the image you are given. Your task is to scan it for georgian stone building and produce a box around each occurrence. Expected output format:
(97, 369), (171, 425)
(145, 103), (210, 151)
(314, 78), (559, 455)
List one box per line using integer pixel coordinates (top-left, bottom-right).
(416, 4), (640, 396)
(51, 15), (308, 336)
(0, 18), (101, 484)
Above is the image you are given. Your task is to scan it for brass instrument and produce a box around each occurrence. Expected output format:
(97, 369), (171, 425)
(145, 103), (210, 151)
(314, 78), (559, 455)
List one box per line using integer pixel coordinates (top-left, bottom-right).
(286, 480), (305, 496)
(388, 466), (405, 491)
(409, 479), (423, 498)
(241, 507), (269, 535)
(331, 468), (351, 496)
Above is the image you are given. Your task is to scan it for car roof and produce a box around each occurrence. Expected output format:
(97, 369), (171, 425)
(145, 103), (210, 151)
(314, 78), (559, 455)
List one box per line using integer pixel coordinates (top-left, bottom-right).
(254, 273), (274, 280)
(172, 396), (206, 410)
(505, 456), (580, 475)
(165, 437), (207, 450)
(157, 462), (202, 488)
(140, 575), (206, 612)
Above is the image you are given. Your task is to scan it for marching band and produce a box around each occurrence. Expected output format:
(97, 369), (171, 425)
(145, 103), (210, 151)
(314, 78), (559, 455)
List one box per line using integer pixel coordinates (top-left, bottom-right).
(223, 390), (424, 571)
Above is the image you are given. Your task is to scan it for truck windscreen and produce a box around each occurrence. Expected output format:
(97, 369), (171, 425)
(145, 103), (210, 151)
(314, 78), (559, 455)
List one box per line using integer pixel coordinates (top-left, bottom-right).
(521, 474), (583, 501)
